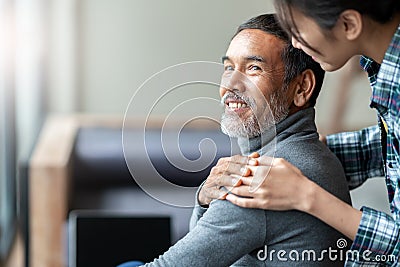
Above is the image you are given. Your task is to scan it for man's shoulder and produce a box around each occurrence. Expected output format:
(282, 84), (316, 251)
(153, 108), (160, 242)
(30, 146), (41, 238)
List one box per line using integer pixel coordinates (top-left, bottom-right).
(274, 137), (341, 173)
(274, 138), (350, 202)
(275, 137), (333, 163)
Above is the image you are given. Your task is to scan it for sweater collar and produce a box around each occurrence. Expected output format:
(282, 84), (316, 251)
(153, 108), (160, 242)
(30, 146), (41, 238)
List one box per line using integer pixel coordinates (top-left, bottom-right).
(237, 107), (317, 155)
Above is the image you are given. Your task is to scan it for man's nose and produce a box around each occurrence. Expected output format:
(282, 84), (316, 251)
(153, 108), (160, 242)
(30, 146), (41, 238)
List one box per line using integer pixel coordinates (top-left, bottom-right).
(223, 70), (246, 93)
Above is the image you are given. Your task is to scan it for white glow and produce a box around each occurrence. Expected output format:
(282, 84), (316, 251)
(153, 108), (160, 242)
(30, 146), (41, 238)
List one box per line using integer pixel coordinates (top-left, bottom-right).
(15, 0), (45, 158)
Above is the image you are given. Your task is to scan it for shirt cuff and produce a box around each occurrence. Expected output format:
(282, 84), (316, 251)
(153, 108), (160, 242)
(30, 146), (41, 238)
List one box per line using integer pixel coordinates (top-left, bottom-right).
(348, 207), (400, 266)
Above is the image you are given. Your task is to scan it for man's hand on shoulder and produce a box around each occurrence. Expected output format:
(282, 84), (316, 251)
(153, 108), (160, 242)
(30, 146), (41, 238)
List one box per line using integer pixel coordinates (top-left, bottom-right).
(198, 154), (255, 206)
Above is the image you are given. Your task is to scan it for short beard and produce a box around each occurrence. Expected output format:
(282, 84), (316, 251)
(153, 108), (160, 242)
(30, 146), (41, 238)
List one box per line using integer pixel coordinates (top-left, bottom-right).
(221, 87), (289, 139)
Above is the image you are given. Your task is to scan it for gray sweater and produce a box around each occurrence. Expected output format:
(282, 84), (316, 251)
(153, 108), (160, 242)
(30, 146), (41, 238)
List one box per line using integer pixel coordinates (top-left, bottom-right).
(143, 108), (351, 266)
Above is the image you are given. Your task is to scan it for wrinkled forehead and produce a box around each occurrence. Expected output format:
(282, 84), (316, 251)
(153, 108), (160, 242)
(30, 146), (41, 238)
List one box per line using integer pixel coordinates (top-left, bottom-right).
(227, 29), (286, 65)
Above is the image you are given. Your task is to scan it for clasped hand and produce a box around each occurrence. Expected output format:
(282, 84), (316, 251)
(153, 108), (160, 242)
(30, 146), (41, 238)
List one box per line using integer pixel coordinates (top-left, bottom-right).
(198, 153), (314, 212)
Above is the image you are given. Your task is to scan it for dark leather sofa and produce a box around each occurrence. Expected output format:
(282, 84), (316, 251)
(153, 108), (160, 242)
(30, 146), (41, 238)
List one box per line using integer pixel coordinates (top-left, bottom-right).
(28, 115), (239, 267)
(71, 125), (240, 239)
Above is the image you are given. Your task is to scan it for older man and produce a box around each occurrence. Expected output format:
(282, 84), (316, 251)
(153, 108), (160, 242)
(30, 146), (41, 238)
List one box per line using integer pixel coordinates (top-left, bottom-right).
(141, 14), (351, 266)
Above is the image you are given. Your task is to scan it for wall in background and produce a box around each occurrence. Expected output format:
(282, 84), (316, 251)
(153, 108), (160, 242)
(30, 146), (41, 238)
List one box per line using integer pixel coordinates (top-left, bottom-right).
(49, 0), (274, 115)
(46, 0), (388, 214)
(48, 0), (377, 130)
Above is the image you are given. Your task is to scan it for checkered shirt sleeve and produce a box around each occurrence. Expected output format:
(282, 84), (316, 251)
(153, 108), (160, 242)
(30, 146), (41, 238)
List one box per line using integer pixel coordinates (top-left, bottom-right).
(326, 125), (385, 190)
(345, 207), (400, 266)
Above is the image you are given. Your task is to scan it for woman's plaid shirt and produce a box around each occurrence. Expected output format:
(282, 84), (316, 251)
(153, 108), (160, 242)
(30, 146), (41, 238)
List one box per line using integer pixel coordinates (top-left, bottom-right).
(327, 24), (400, 266)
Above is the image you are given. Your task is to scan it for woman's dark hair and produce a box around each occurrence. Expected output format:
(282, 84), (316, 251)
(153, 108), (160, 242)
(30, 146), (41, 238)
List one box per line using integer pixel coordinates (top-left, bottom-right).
(274, 0), (400, 50)
(234, 14), (325, 107)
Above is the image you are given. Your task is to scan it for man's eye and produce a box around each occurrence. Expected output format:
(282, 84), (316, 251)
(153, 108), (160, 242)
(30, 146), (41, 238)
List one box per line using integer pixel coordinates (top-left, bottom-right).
(249, 65), (261, 71)
(224, 65), (234, 71)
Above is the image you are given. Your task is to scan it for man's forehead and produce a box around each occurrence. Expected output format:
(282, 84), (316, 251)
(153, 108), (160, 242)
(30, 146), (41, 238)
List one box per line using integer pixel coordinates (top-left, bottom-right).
(226, 29), (285, 60)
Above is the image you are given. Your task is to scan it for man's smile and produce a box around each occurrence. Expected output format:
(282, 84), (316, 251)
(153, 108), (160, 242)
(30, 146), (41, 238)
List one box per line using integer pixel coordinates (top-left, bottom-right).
(226, 99), (248, 109)
(223, 93), (251, 114)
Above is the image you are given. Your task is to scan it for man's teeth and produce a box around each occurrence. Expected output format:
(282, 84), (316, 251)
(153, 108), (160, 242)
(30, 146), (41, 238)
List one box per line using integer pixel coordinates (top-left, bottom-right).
(228, 102), (247, 108)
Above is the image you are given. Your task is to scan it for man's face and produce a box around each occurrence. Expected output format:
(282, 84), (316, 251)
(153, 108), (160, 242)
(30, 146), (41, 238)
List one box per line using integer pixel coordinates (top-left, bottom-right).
(220, 29), (290, 138)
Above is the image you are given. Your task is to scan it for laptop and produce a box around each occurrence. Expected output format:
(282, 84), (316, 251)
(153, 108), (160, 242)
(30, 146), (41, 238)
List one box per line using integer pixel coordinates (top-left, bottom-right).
(68, 210), (171, 267)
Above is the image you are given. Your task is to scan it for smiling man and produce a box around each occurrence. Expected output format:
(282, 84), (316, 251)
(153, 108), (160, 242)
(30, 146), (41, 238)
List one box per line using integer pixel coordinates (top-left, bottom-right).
(140, 14), (351, 266)
(219, 32), (289, 140)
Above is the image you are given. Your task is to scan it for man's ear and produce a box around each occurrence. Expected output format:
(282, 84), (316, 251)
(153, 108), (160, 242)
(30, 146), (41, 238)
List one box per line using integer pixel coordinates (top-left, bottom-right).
(293, 69), (315, 108)
(337, 10), (363, 41)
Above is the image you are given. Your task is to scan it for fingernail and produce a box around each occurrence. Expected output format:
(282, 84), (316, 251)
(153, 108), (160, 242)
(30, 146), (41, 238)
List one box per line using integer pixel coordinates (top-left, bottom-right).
(250, 152), (259, 158)
(232, 178), (239, 186)
(240, 167), (248, 175)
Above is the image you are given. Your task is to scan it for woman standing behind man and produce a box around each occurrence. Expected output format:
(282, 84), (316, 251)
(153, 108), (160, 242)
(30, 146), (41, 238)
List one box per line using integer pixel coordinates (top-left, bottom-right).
(200, 1), (400, 265)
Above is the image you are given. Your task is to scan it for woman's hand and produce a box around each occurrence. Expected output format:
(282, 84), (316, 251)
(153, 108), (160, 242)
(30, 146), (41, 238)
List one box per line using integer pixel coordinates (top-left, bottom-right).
(225, 156), (316, 212)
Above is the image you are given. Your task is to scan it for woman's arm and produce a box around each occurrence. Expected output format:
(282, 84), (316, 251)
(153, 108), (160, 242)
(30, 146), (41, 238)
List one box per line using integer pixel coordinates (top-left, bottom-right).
(326, 125), (384, 189)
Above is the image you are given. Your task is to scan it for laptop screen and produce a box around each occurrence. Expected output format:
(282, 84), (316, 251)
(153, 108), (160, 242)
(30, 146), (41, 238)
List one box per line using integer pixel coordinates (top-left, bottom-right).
(69, 211), (171, 267)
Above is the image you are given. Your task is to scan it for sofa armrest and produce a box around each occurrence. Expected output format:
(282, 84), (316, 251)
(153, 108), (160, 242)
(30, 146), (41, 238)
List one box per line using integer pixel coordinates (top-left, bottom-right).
(29, 115), (78, 267)
(29, 114), (124, 267)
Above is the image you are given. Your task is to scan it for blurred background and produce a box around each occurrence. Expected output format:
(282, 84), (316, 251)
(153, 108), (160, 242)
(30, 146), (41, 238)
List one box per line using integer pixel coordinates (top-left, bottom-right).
(0, 0), (389, 266)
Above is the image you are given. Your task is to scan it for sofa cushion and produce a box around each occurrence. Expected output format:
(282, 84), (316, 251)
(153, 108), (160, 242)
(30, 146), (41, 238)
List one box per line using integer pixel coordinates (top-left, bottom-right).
(72, 127), (240, 190)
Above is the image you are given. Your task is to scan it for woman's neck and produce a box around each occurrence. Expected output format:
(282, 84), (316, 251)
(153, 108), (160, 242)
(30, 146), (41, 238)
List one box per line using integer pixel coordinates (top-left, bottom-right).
(361, 13), (400, 64)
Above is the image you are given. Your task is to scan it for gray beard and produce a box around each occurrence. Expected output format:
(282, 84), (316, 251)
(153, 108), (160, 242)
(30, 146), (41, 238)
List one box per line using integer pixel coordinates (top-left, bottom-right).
(221, 89), (289, 138)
